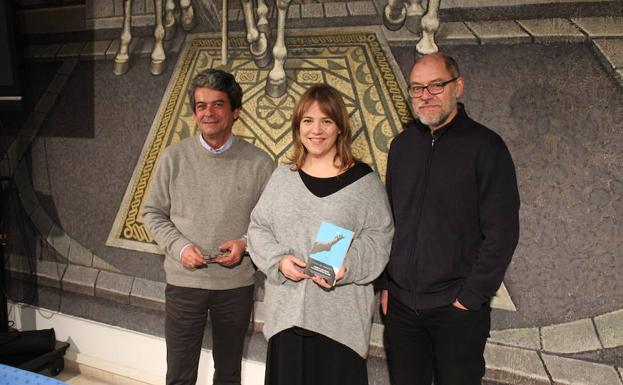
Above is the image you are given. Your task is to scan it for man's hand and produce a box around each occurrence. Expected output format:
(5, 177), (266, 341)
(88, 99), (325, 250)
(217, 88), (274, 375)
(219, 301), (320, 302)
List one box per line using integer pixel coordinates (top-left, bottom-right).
(213, 238), (246, 267)
(180, 244), (208, 269)
(452, 299), (468, 310)
(380, 289), (388, 316)
(311, 266), (345, 289)
(279, 255), (310, 282)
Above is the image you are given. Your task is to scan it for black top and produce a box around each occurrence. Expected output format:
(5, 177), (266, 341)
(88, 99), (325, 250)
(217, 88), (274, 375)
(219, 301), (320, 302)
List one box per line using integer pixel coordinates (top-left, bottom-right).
(385, 103), (520, 311)
(299, 162), (373, 197)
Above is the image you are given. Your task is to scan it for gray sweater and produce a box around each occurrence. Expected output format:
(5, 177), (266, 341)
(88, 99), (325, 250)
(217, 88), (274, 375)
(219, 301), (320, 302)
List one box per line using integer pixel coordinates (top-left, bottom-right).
(143, 135), (274, 290)
(248, 165), (394, 357)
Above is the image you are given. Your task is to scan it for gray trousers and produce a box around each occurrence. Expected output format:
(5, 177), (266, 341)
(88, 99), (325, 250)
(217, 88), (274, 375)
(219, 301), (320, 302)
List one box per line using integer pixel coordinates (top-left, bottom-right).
(165, 284), (254, 385)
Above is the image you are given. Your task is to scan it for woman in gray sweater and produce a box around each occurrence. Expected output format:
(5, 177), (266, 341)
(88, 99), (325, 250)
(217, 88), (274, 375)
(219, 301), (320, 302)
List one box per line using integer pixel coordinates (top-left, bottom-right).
(248, 84), (394, 385)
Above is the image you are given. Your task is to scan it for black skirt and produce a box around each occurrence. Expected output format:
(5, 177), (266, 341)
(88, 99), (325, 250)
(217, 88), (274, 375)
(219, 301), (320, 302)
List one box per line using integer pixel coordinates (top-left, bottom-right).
(265, 327), (368, 385)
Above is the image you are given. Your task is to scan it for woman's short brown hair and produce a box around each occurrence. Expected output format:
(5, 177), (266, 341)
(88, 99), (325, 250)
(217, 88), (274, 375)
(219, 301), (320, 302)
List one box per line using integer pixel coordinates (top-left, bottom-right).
(288, 84), (357, 170)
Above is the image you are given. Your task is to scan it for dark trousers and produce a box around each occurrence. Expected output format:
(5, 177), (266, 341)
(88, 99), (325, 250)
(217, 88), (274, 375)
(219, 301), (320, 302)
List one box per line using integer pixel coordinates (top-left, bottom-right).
(384, 294), (490, 385)
(165, 284), (254, 385)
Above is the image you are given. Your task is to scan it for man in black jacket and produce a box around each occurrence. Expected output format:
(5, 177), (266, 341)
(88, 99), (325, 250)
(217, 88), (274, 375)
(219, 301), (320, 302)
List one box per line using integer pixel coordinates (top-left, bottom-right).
(381, 53), (520, 385)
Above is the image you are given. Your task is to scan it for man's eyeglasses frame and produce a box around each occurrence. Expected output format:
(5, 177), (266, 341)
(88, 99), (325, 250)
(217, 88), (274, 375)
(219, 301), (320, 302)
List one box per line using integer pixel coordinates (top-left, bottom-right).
(408, 77), (459, 98)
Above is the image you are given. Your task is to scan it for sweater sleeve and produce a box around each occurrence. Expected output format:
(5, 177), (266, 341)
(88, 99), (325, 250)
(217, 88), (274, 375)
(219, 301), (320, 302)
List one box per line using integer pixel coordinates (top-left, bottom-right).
(375, 146), (396, 291)
(457, 135), (520, 309)
(247, 169), (292, 285)
(339, 175), (394, 286)
(142, 152), (192, 262)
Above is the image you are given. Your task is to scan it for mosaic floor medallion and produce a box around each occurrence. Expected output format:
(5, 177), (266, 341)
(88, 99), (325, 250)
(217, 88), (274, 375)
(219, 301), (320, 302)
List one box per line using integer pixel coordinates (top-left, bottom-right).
(107, 29), (411, 254)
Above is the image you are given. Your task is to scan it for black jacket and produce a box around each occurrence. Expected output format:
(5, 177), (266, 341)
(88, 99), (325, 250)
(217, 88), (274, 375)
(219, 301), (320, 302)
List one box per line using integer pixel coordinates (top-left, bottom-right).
(385, 104), (520, 310)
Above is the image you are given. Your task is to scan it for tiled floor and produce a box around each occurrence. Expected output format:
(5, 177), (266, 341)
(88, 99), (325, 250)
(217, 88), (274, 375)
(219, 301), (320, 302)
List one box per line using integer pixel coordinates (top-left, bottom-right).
(45, 367), (152, 385)
(47, 371), (114, 385)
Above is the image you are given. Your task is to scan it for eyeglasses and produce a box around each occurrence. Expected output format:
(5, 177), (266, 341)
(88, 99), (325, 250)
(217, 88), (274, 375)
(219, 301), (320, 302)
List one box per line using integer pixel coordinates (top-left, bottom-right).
(408, 77), (459, 98)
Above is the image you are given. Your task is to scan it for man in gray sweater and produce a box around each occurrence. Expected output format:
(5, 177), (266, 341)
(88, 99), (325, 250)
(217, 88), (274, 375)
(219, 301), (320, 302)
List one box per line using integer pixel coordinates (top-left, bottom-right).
(143, 69), (274, 385)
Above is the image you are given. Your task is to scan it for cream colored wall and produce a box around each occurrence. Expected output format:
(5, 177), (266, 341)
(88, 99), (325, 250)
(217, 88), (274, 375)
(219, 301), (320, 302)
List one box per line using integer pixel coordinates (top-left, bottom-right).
(9, 302), (266, 385)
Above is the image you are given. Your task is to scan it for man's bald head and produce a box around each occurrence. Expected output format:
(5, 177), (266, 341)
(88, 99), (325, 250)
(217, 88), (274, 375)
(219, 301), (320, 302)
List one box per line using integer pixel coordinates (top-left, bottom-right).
(411, 52), (461, 79)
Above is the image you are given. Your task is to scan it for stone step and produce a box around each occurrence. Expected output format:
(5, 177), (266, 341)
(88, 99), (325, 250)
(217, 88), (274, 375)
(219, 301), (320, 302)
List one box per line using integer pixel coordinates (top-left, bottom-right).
(438, 0), (622, 22)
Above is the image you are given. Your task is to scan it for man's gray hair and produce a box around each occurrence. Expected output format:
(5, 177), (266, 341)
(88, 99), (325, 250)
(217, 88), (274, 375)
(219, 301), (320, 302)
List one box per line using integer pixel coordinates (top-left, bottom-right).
(188, 69), (243, 112)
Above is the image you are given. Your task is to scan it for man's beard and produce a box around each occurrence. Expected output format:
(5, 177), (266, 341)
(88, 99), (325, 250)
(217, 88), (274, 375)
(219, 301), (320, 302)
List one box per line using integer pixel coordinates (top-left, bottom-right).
(417, 108), (451, 127)
(415, 93), (457, 128)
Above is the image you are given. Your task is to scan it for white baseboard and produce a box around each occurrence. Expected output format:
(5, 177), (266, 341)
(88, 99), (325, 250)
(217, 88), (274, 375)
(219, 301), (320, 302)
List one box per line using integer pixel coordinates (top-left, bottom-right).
(8, 302), (266, 385)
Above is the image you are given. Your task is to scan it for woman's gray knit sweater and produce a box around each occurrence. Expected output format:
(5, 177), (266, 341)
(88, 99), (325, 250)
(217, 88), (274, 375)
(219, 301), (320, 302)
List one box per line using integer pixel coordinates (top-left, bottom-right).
(248, 165), (394, 357)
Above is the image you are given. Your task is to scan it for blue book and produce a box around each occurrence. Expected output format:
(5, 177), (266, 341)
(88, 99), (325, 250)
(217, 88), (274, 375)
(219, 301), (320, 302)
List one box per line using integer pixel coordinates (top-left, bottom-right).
(305, 221), (354, 285)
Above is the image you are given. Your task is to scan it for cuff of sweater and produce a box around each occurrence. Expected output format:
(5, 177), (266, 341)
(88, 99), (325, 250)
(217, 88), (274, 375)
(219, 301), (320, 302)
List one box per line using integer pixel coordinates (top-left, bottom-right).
(171, 238), (193, 262)
(373, 270), (388, 291)
(179, 243), (192, 260)
(266, 264), (288, 285)
(335, 261), (354, 286)
(457, 285), (488, 310)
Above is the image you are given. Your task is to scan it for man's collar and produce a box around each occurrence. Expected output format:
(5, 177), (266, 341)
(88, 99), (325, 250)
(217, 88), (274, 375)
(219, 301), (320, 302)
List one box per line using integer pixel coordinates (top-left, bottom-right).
(199, 134), (236, 154)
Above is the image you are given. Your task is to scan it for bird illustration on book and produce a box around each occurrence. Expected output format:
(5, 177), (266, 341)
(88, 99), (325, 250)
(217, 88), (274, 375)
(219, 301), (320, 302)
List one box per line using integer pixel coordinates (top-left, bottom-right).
(305, 222), (354, 281)
(311, 233), (345, 255)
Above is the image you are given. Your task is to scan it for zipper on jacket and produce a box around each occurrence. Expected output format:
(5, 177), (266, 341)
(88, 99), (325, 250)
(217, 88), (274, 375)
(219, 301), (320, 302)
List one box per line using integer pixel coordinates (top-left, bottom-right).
(408, 131), (437, 308)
